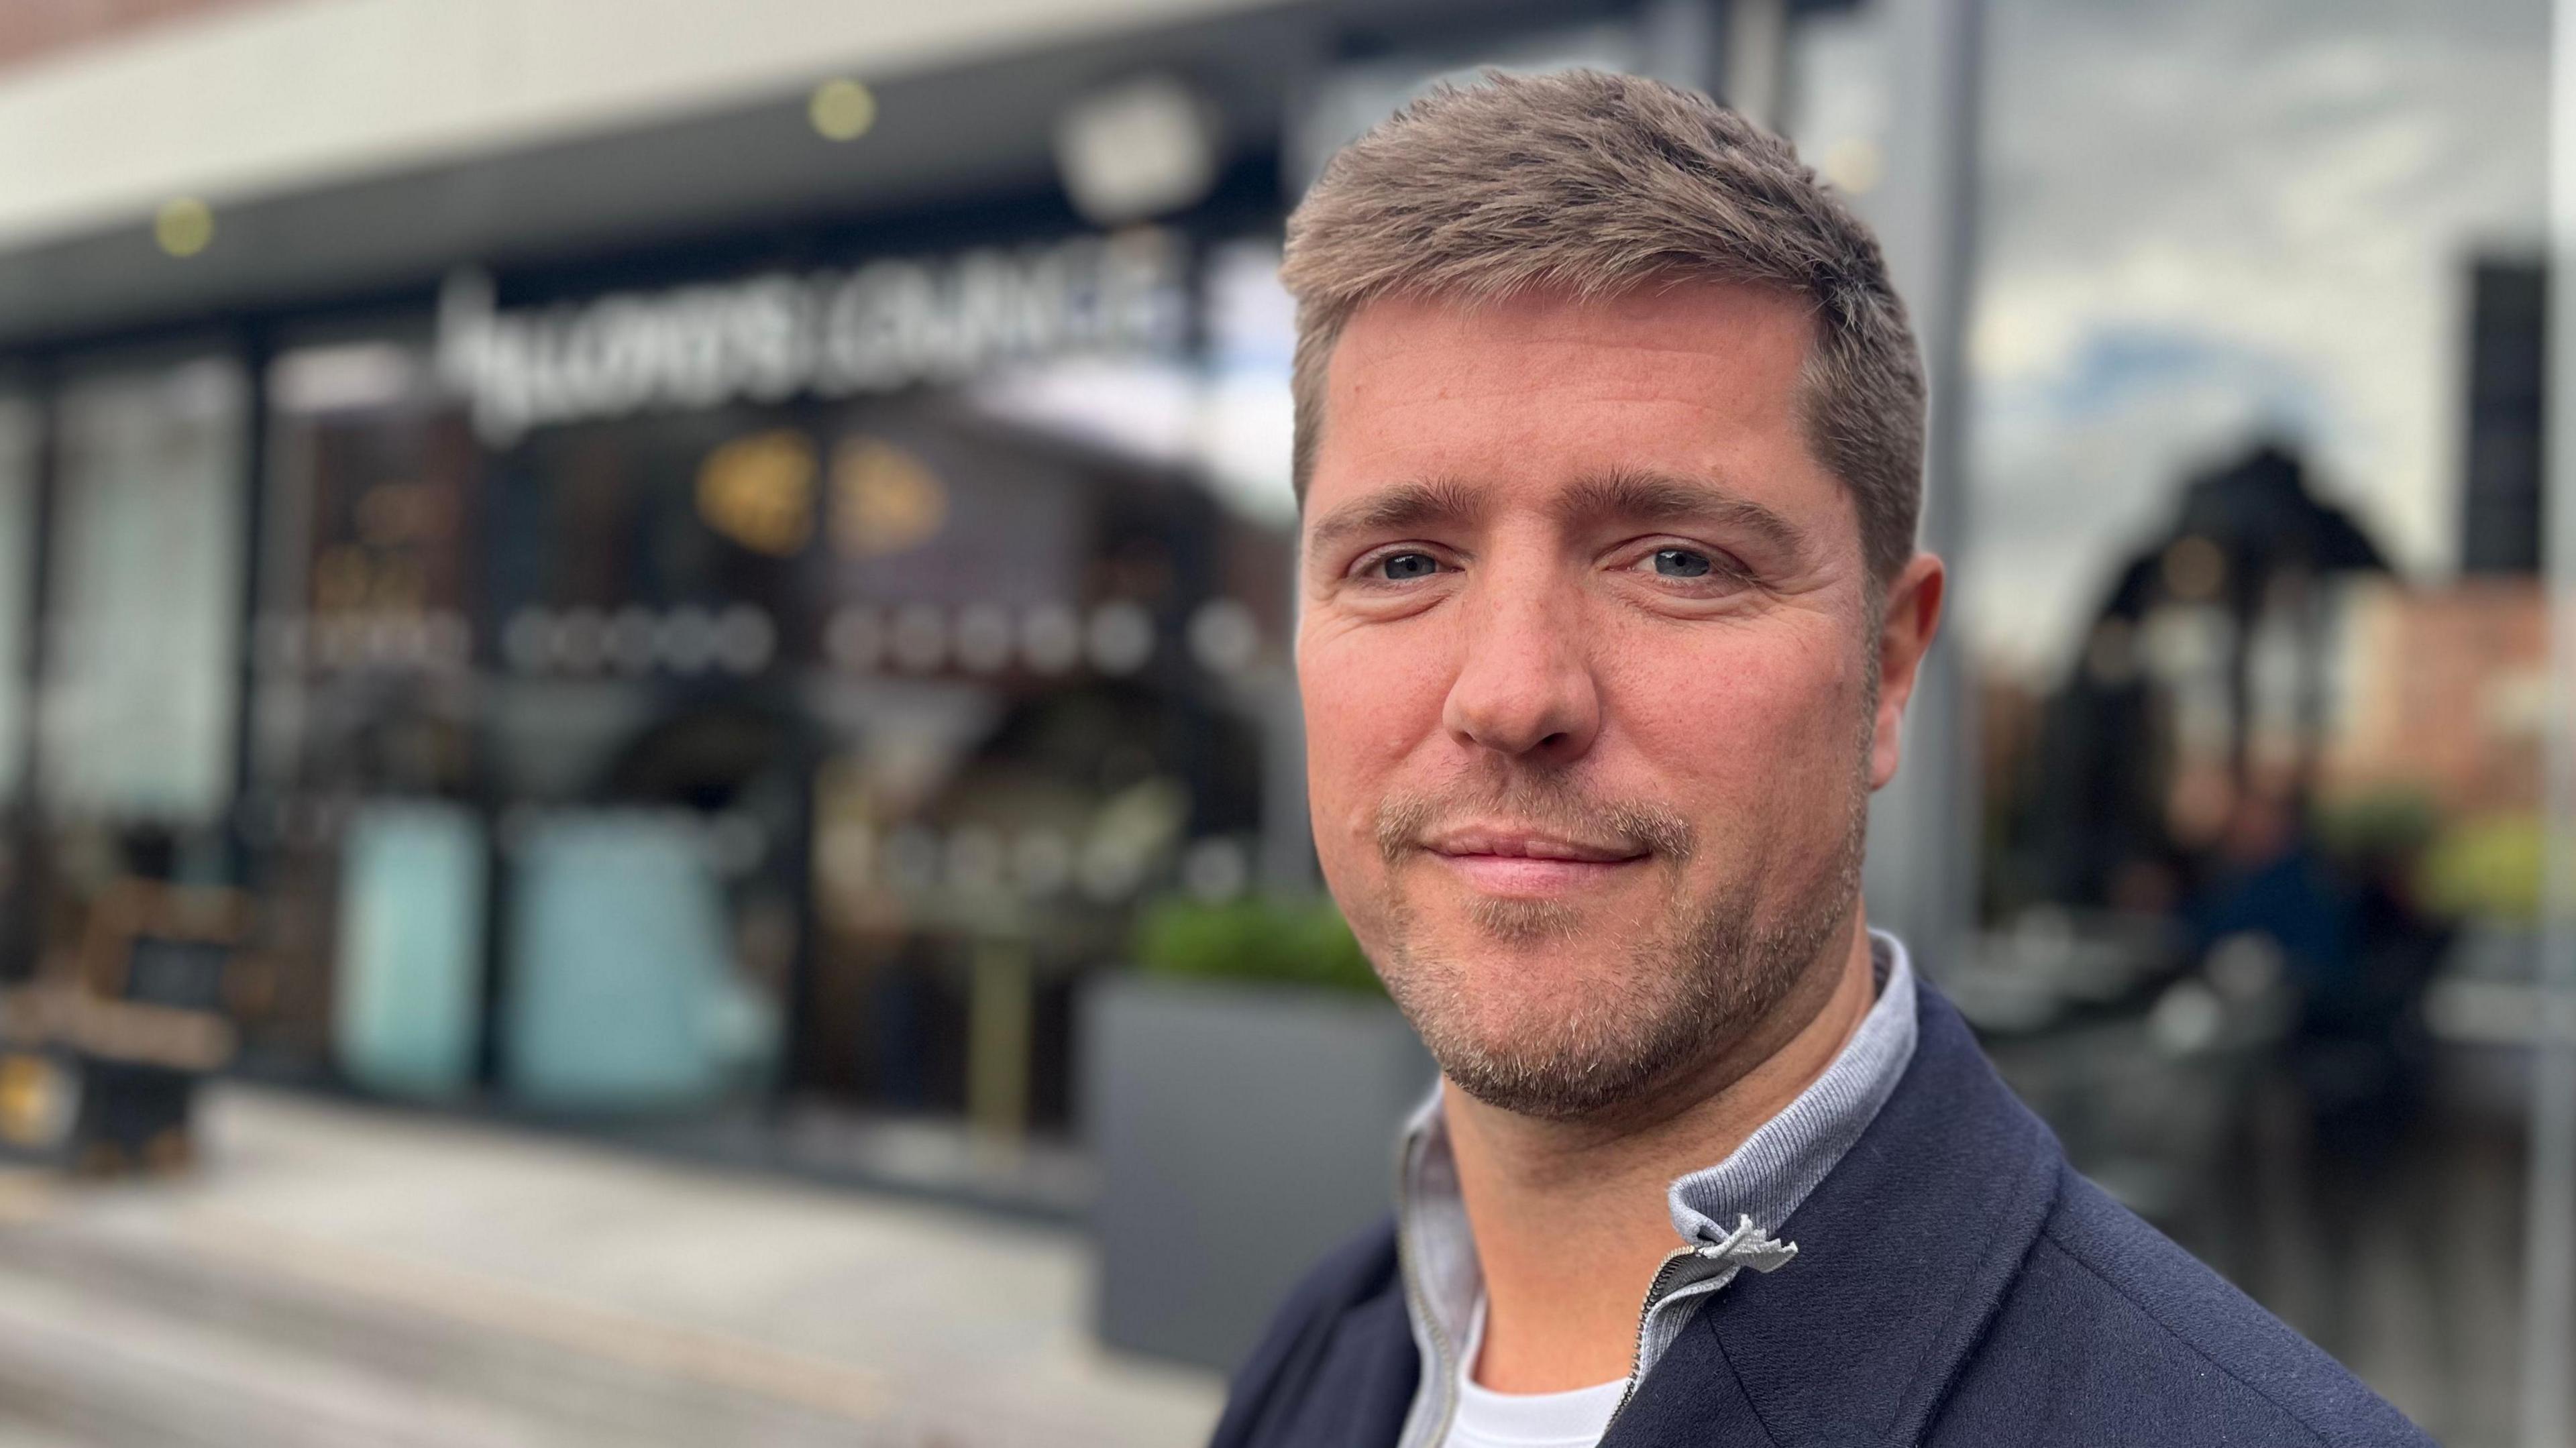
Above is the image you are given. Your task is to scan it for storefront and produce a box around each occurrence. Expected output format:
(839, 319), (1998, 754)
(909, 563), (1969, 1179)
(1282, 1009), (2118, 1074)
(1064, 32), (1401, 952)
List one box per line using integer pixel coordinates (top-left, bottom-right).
(274, 212), (1297, 1127)
(10, 223), (1301, 1160)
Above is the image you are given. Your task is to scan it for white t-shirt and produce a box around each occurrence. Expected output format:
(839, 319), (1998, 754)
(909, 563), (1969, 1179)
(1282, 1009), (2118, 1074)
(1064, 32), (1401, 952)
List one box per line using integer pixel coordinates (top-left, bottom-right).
(1441, 1297), (1627, 1448)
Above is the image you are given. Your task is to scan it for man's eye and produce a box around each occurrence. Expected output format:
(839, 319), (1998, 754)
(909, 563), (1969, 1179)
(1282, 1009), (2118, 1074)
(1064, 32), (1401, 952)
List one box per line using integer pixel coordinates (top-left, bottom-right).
(1652, 548), (1714, 579)
(1379, 552), (1442, 581)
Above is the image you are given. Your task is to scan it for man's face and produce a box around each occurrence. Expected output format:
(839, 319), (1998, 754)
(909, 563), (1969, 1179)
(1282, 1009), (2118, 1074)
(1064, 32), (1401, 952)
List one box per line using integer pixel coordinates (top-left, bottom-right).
(1297, 283), (1935, 1119)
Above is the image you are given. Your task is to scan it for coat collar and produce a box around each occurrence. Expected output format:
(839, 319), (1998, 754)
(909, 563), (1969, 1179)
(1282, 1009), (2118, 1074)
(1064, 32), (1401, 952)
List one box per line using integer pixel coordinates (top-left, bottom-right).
(1391, 935), (1923, 1448)
(1605, 983), (2065, 1447)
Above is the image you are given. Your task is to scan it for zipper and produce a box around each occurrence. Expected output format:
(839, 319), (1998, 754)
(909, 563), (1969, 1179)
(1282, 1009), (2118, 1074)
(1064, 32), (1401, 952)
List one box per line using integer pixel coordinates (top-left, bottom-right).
(1601, 1245), (1701, 1437)
(1393, 1146), (1460, 1448)
(1600, 1217), (1796, 1440)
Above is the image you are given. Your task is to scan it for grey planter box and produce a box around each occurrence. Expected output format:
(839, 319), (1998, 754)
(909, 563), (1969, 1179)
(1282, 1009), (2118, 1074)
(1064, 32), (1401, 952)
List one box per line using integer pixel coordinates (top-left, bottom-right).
(1082, 972), (1436, 1373)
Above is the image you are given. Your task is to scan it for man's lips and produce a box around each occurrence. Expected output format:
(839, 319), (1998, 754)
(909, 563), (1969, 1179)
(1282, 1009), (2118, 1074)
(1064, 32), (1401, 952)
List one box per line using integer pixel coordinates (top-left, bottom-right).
(1422, 827), (1640, 862)
(1417, 826), (1648, 895)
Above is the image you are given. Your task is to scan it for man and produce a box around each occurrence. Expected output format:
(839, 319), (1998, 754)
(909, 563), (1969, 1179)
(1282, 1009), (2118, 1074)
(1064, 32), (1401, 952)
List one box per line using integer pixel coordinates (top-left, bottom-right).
(1212, 71), (2427, 1448)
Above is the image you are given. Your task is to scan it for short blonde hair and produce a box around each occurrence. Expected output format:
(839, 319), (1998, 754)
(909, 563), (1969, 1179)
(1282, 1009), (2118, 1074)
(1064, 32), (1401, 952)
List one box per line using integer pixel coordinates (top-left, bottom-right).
(1282, 69), (1925, 585)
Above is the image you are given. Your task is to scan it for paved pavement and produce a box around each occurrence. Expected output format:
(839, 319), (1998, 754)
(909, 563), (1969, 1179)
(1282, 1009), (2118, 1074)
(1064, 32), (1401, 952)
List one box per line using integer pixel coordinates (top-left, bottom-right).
(0, 1086), (1224, 1448)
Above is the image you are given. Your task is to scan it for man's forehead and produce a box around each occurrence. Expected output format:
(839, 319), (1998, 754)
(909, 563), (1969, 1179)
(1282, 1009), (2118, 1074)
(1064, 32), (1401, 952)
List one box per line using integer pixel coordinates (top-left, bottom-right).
(1304, 284), (1839, 539)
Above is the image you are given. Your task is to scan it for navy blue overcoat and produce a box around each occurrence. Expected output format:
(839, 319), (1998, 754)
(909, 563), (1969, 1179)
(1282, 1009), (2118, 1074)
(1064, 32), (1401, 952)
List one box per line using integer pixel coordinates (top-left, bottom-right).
(1212, 984), (2432, 1447)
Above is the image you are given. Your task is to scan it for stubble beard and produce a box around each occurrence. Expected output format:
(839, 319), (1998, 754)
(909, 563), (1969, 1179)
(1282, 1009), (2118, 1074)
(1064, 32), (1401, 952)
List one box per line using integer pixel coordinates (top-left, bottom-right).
(1365, 704), (1876, 1123)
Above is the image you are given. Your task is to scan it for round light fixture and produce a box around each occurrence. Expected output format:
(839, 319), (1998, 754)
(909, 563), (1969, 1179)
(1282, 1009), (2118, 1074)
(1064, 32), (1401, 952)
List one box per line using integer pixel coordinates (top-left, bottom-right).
(155, 197), (215, 258)
(809, 78), (877, 142)
(1054, 74), (1220, 225)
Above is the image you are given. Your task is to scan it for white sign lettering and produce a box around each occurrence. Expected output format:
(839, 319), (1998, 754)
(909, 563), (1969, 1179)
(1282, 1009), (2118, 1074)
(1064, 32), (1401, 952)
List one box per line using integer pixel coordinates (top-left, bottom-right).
(437, 230), (1189, 443)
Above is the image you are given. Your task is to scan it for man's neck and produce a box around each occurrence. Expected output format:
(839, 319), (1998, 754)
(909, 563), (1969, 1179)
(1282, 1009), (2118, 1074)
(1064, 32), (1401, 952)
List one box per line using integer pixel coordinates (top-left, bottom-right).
(1442, 916), (1882, 1394)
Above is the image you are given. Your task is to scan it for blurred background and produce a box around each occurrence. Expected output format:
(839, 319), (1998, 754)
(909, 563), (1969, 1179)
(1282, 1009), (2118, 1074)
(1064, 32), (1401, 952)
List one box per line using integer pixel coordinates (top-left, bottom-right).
(0, 0), (2563, 1444)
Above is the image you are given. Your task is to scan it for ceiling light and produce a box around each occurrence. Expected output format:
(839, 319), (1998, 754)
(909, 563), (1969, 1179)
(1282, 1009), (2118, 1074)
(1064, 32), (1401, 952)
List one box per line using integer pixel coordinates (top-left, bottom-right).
(155, 197), (214, 258)
(1054, 75), (1220, 226)
(810, 78), (877, 142)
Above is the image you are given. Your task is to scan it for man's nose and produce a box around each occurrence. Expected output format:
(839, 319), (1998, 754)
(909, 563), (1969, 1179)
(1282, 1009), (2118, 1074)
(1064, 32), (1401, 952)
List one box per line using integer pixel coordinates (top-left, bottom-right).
(1440, 579), (1602, 763)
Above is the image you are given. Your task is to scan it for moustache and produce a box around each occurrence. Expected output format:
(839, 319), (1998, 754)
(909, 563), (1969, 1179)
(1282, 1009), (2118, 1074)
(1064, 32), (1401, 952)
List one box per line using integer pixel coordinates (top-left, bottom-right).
(1374, 774), (1697, 867)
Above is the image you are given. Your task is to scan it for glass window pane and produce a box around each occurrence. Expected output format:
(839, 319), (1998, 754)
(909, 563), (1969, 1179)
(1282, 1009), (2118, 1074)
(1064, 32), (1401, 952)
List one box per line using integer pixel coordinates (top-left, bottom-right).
(0, 394), (38, 804)
(1966, 3), (2548, 1439)
(42, 356), (248, 823)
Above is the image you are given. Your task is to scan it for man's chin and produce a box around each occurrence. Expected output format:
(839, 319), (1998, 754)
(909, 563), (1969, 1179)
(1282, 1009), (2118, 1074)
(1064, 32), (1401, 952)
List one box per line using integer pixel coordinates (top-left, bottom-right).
(1460, 894), (1589, 944)
(1380, 940), (1656, 1078)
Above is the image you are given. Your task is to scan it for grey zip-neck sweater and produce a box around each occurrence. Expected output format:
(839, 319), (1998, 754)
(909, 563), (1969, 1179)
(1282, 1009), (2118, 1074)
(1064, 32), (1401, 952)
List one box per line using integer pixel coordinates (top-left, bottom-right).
(1391, 932), (1921, 1448)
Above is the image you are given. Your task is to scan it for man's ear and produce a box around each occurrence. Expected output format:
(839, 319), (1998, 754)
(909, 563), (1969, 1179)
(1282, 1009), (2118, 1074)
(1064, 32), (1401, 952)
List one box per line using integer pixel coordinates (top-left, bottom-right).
(1868, 553), (1946, 791)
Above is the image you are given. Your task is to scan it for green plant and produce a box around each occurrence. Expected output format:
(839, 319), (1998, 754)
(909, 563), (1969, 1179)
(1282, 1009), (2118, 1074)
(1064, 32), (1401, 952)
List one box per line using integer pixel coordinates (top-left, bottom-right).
(2315, 787), (2441, 867)
(2421, 813), (2546, 924)
(1131, 895), (1382, 995)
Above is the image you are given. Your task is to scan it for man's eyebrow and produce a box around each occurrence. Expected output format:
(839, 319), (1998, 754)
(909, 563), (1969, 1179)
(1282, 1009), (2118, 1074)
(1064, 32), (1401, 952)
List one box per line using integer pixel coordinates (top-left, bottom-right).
(1554, 467), (1813, 559)
(1303, 478), (1488, 554)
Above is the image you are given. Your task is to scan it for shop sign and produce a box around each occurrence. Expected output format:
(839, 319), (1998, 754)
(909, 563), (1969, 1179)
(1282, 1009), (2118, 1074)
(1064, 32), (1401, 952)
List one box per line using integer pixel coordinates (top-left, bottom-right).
(437, 229), (1189, 443)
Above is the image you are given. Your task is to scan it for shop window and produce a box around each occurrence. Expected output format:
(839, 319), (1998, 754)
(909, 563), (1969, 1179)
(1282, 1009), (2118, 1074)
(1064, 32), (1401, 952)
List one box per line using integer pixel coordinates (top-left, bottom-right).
(40, 357), (247, 825)
(0, 393), (37, 804)
(1954, 3), (2546, 1435)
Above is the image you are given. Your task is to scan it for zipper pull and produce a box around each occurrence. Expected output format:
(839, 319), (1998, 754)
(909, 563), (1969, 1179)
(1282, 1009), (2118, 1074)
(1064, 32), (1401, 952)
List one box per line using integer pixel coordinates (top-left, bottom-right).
(1694, 1213), (1799, 1273)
